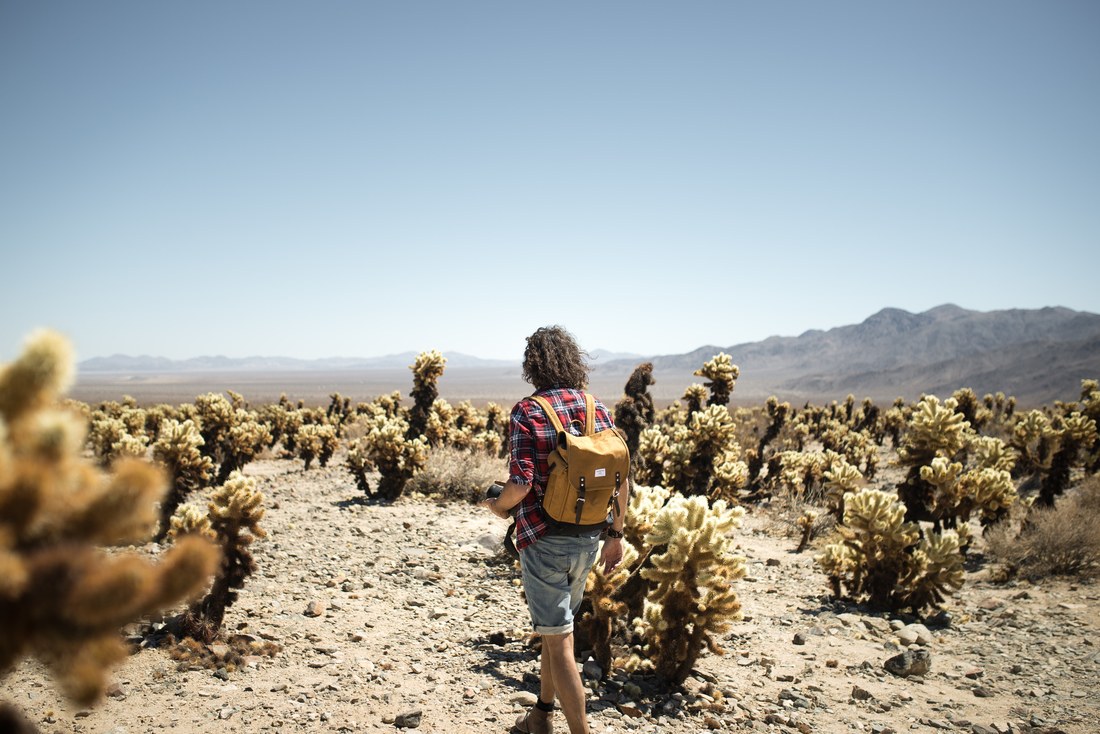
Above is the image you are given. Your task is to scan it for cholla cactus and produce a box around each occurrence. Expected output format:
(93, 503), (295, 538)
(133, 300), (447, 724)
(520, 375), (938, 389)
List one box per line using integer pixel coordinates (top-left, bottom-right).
(682, 384), (708, 417)
(1038, 412), (1098, 506)
(362, 417), (429, 501)
(1010, 409), (1055, 478)
(408, 350), (446, 441)
(615, 363), (656, 478)
(345, 438), (376, 493)
(627, 495), (745, 685)
(0, 331), (218, 714)
(817, 488), (963, 612)
(823, 456), (863, 519)
(217, 411), (273, 484)
(295, 422), (338, 470)
(641, 405), (749, 499)
(575, 540), (640, 677)
(151, 419), (215, 541)
(177, 472), (265, 643)
(425, 398), (455, 447)
(747, 396), (790, 490)
(897, 396), (974, 524)
(694, 352), (738, 406)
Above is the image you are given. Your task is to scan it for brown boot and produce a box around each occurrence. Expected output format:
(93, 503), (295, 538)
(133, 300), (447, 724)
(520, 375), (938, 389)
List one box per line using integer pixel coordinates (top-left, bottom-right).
(513, 704), (553, 734)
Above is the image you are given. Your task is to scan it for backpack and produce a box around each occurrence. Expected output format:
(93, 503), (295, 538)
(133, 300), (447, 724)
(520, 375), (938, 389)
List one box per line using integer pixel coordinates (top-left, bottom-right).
(529, 393), (630, 533)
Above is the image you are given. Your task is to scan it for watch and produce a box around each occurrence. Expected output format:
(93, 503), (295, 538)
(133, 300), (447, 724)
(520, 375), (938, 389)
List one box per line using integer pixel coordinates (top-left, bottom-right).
(605, 527), (624, 539)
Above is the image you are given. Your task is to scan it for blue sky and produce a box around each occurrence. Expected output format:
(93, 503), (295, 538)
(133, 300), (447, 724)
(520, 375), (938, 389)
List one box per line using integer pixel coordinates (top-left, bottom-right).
(2, 1), (1098, 363)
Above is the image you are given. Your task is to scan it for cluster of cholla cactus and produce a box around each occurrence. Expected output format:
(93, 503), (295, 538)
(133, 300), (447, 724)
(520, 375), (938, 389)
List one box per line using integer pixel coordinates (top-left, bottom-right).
(623, 493), (745, 685)
(294, 421), (339, 470)
(0, 331), (218, 720)
(895, 395), (1018, 531)
(186, 392), (273, 483)
(817, 487), (964, 612)
(635, 355), (748, 501)
(171, 472), (266, 644)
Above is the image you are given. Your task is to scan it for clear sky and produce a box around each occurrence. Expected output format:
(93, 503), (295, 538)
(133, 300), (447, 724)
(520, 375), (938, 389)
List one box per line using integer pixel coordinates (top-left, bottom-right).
(2, 1), (1098, 363)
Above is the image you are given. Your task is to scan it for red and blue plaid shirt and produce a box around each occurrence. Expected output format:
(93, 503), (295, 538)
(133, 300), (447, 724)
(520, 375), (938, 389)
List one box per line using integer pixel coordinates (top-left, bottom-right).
(508, 387), (615, 550)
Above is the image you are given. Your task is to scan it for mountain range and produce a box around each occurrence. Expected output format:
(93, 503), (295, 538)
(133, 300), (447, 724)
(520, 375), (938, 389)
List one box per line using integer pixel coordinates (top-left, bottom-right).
(78, 305), (1100, 406)
(593, 304), (1100, 405)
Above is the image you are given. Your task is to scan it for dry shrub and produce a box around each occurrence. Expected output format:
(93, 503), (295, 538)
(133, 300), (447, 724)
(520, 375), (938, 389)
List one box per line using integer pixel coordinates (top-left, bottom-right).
(406, 445), (507, 503)
(985, 475), (1100, 580)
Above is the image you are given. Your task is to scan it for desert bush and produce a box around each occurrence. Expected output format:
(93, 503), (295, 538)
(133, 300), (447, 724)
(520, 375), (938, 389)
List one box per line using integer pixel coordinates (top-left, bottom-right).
(985, 476), (1100, 579)
(405, 444), (507, 502)
(0, 330), (218, 718)
(173, 472), (266, 644)
(817, 487), (964, 613)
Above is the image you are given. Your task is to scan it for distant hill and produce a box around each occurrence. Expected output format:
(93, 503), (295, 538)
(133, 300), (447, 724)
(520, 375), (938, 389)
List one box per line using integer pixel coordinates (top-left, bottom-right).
(594, 305), (1100, 406)
(78, 352), (511, 372)
(76, 306), (1100, 407)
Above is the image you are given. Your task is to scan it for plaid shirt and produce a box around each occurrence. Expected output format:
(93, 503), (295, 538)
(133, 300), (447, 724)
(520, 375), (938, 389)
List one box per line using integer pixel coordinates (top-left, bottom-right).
(508, 387), (615, 550)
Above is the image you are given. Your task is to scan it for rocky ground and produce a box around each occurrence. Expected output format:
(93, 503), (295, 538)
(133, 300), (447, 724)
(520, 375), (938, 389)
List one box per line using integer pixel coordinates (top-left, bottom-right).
(2, 456), (1099, 734)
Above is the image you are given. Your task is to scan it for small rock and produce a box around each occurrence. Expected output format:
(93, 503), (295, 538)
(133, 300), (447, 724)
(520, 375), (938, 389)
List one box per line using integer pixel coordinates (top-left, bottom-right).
(393, 710), (422, 728)
(884, 648), (931, 677)
(793, 633), (807, 646)
(582, 660), (603, 680)
(851, 686), (874, 701)
(304, 600), (326, 617)
(766, 558), (781, 567)
(972, 687), (994, 698)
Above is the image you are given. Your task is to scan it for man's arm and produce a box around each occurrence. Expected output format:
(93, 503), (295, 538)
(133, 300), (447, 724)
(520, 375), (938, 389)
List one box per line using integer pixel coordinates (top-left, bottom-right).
(482, 478), (530, 519)
(601, 479), (630, 572)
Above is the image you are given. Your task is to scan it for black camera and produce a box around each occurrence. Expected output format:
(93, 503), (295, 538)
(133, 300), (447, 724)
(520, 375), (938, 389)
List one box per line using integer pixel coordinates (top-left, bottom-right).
(484, 480), (506, 501)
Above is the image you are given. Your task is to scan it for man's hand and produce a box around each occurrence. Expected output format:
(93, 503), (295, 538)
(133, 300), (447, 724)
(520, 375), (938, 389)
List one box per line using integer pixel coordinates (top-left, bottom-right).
(601, 536), (623, 573)
(480, 498), (510, 520)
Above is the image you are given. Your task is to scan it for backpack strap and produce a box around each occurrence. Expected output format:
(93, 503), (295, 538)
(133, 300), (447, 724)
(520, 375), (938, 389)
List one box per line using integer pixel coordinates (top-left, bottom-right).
(530, 393), (594, 437)
(529, 395), (565, 434)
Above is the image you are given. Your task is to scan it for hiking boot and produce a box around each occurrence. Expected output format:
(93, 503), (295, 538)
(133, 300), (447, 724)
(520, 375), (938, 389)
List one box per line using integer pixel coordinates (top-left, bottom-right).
(513, 705), (553, 734)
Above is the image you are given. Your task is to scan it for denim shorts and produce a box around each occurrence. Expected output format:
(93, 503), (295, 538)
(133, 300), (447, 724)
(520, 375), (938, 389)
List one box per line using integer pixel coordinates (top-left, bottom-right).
(519, 534), (600, 635)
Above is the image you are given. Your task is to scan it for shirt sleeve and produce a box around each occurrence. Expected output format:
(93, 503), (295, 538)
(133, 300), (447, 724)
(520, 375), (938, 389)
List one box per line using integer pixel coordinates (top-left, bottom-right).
(508, 402), (536, 487)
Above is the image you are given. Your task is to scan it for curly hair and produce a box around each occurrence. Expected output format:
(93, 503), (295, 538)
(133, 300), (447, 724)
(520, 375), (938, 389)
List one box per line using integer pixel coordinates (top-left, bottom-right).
(522, 325), (589, 391)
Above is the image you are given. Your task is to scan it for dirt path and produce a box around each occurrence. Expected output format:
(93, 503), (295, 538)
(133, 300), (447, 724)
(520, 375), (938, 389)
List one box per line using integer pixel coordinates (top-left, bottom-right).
(3, 457), (1098, 733)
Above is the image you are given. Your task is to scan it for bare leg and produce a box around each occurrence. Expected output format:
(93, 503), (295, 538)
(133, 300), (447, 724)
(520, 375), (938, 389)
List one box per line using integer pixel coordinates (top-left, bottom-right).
(540, 632), (589, 734)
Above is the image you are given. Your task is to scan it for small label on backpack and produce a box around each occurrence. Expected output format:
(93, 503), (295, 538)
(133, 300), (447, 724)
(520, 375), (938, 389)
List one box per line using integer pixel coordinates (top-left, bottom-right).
(594, 468), (606, 478)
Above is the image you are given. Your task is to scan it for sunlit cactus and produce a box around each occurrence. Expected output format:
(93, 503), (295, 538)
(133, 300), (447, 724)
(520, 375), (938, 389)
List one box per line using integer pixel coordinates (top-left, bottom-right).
(817, 487), (963, 612)
(682, 384), (708, 417)
(694, 352), (738, 406)
(1, 331), (218, 716)
(820, 420), (879, 478)
(408, 350), (446, 440)
(424, 397), (455, 447)
(151, 418), (214, 540)
(626, 495), (745, 685)
(823, 456), (864, 520)
(176, 472), (265, 643)
(217, 411), (273, 484)
(362, 417), (429, 501)
(86, 415), (130, 464)
(345, 437), (376, 493)
(295, 422), (338, 470)
(897, 396), (973, 524)
(951, 387), (991, 431)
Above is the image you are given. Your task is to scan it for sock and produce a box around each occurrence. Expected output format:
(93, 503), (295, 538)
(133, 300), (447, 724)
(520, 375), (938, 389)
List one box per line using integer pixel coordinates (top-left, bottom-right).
(535, 698), (555, 712)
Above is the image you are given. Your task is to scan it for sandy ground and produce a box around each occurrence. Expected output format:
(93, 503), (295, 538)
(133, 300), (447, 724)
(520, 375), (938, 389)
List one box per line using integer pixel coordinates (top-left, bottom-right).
(2, 456), (1098, 734)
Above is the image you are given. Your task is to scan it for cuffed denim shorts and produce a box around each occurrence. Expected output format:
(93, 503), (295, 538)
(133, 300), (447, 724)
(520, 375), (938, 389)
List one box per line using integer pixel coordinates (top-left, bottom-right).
(518, 534), (600, 636)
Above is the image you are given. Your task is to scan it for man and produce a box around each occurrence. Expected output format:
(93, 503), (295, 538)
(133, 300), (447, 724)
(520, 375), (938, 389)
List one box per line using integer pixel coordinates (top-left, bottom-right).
(482, 325), (629, 734)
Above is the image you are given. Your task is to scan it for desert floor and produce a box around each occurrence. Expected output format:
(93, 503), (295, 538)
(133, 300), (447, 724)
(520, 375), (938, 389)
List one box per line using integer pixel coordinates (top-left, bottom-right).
(2, 456), (1098, 734)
